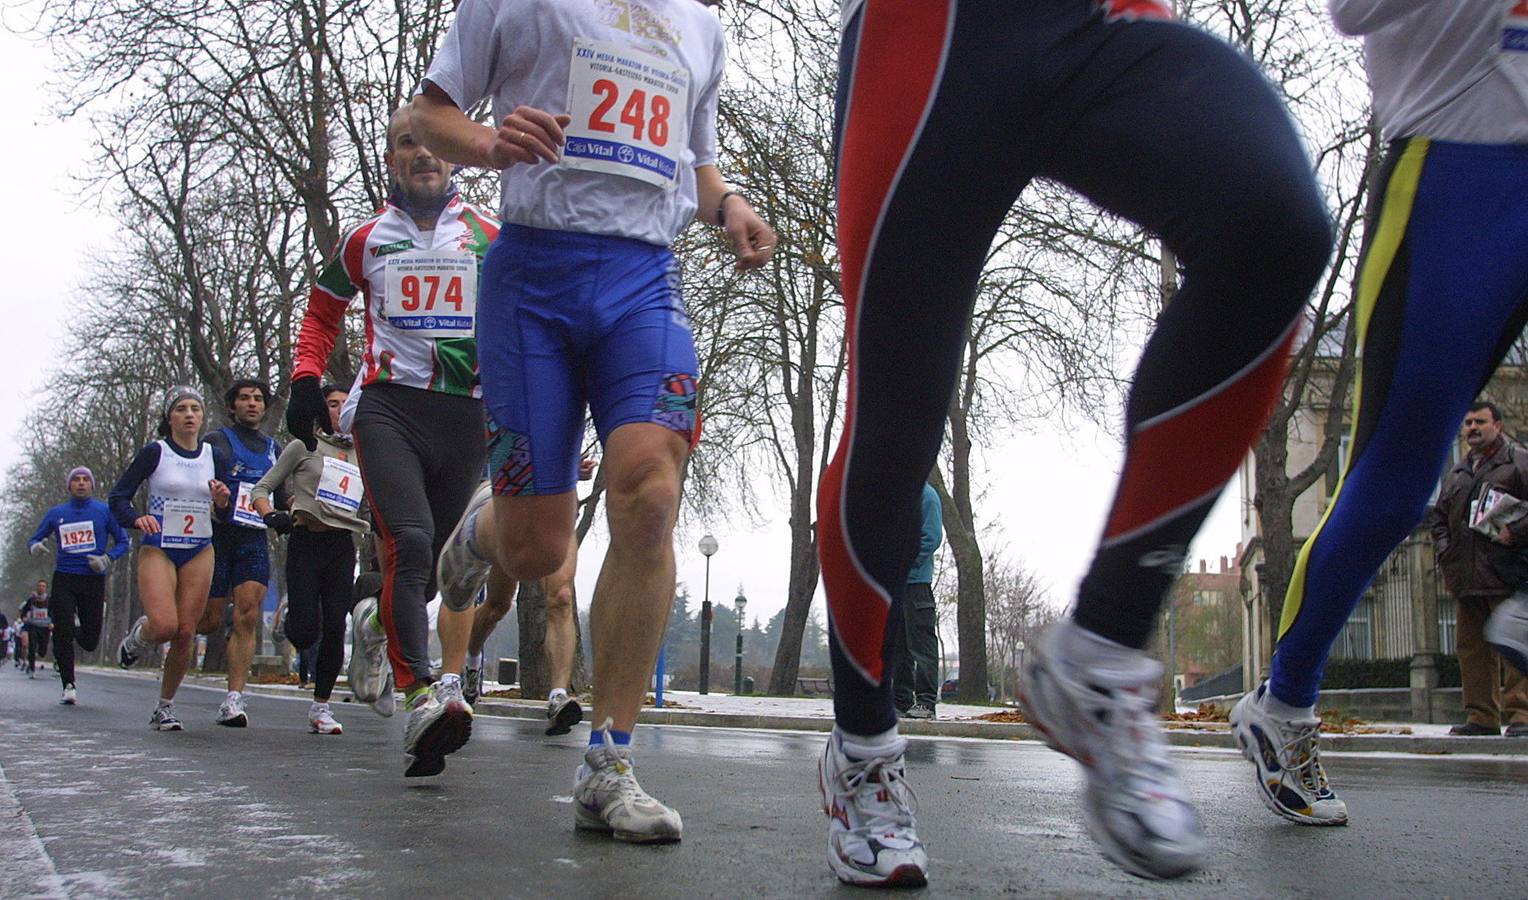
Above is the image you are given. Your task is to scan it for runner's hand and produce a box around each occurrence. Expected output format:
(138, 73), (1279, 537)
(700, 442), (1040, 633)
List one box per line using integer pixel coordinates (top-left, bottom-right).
(263, 511), (294, 536)
(722, 198), (777, 272)
(86, 554), (110, 574)
(28, 542), (48, 557)
(135, 515), (161, 535)
(286, 376), (330, 451)
(209, 480), (231, 509)
(579, 456), (597, 481)
(487, 107), (572, 168)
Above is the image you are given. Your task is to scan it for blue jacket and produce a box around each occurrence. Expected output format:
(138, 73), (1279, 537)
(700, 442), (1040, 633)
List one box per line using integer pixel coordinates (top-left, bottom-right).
(908, 484), (943, 585)
(29, 497), (129, 576)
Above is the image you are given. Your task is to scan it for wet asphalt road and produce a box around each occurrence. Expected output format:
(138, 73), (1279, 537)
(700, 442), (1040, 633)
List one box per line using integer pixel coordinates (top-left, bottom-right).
(2, 668), (1527, 898)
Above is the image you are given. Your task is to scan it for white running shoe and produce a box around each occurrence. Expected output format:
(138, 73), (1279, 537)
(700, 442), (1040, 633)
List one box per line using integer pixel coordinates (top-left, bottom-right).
(309, 701), (344, 735)
(374, 668), (397, 718)
(436, 480), (494, 612)
(347, 598), (389, 707)
(61, 685), (77, 706)
(818, 730), (928, 887)
(1487, 591), (1528, 677)
(573, 728), (682, 844)
(118, 615), (149, 668)
(463, 657), (484, 707)
(402, 681), (473, 778)
(1230, 683), (1347, 826)
(546, 692), (583, 737)
(217, 692), (249, 727)
(151, 703), (183, 731)
(1019, 619), (1205, 880)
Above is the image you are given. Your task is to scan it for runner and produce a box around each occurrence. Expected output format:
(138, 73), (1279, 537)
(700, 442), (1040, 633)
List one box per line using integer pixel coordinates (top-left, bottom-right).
(18, 582), (51, 678)
(251, 383), (370, 735)
(1231, 0), (1528, 826)
(444, 453), (594, 735)
(285, 108), (498, 776)
(0, 614), (11, 667)
(821, 0), (1333, 884)
(198, 379), (282, 728)
(111, 386), (234, 731)
(27, 466), (130, 704)
(415, 0), (775, 843)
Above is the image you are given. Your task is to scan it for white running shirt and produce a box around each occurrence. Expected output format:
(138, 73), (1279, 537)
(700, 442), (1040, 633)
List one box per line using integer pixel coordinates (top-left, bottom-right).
(423, 0), (727, 247)
(1330, 0), (1528, 143)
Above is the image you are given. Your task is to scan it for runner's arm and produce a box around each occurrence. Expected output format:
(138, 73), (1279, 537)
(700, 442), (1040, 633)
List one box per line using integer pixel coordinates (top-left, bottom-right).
(109, 444), (162, 530)
(695, 165), (775, 272)
(26, 511), (54, 548)
(210, 446), (235, 520)
(1328, 0), (1443, 35)
(250, 441), (305, 514)
(105, 510), (130, 560)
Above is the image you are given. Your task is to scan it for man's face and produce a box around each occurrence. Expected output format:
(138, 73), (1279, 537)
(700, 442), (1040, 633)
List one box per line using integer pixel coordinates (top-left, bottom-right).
(385, 112), (451, 206)
(35, 582), (46, 594)
(230, 387), (266, 427)
(68, 474), (92, 498)
(325, 390), (346, 433)
(1463, 409), (1503, 450)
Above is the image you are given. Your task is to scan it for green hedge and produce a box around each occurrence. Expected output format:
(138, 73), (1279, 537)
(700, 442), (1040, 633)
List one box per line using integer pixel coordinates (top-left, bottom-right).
(1319, 656), (1460, 690)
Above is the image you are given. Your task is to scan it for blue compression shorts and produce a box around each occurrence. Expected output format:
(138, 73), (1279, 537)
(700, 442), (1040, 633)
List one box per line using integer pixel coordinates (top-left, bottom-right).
(477, 223), (700, 496)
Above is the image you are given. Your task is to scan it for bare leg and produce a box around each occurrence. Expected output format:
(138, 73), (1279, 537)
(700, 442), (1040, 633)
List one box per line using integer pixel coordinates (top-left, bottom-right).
(225, 580), (264, 693)
(159, 548), (214, 700)
(544, 533), (580, 691)
(468, 567), (518, 659)
(590, 424), (687, 732)
(438, 603), (474, 676)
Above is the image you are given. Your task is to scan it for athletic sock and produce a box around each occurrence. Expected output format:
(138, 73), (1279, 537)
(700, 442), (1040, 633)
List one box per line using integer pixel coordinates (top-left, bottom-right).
(440, 673), (462, 687)
(589, 728), (632, 748)
(836, 725), (901, 760)
(157, 697), (174, 709)
(469, 652), (485, 667)
(1262, 684), (1317, 721)
(549, 687), (568, 704)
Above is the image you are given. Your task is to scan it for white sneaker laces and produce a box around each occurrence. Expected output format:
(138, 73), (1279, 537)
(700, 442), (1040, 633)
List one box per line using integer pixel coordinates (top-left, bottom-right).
(831, 752), (919, 836)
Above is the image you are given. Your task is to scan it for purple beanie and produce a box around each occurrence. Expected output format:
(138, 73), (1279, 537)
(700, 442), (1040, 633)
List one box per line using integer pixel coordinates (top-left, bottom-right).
(67, 466), (95, 490)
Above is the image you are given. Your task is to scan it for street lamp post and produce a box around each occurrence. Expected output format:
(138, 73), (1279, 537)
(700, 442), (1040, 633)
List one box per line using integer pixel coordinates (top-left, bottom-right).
(734, 588), (748, 695)
(698, 534), (718, 695)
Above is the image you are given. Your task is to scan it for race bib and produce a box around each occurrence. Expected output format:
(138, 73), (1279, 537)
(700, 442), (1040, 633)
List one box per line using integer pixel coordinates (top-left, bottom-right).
(58, 521), (97, 554)
(382, 250), (478, 338)
(161, 498), (213, 548)
(316, 457), (364, 513)
(562, 38), (691, 190)
(232, 482), (266, 529)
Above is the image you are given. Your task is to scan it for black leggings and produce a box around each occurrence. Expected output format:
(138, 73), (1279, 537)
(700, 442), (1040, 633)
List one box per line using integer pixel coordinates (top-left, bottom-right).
(351, 383), (485, 692)
(50, 572), (105, 686)
(822, 0), (1332, 736)
(284, 527), (358, 701)
(25, 626), (51, 671)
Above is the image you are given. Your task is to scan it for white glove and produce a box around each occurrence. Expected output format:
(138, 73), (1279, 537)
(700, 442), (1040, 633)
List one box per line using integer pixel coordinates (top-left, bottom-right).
(28, 542), (48, 557)
(87, 554), (110, 574)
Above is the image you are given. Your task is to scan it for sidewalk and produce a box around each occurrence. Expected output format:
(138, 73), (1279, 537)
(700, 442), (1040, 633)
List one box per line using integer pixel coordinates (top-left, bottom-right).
(88, 666), (1528, 756)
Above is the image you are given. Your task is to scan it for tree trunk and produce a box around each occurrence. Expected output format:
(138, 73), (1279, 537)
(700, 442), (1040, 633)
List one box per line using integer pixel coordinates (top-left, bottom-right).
(516, 580), (550, 699)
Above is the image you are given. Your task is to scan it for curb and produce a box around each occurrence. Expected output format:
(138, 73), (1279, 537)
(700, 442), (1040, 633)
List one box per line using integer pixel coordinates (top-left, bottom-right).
(81, 667), (1528, 756)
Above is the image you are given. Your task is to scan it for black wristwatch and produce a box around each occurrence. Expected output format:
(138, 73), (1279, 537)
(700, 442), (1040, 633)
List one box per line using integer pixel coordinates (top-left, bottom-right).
(717, 191), (744, 227)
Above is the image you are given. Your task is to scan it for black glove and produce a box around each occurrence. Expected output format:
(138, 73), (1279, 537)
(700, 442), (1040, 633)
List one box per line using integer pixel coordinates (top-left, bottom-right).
(285, 376), (330, 451)
(262, 510), (294, 535)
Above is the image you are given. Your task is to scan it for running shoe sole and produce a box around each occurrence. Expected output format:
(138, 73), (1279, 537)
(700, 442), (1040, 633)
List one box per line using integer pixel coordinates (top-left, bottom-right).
(217, 713), (249, 728)
(826, 851), (928, 889)
(573, 808), (683, 845)
(546, 698), (583, 736)
(436, 482), (493, 613)
(403, 702), (473, 778)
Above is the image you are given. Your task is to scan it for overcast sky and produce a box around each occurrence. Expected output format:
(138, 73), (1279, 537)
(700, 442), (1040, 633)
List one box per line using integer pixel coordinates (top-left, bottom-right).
(0, 25), (1245, 640)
